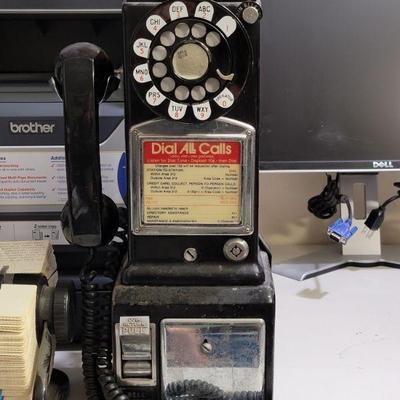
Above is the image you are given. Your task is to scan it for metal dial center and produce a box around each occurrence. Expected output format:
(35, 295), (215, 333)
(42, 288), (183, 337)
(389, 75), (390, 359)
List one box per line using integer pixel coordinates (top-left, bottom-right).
(172, 42), (210, 81)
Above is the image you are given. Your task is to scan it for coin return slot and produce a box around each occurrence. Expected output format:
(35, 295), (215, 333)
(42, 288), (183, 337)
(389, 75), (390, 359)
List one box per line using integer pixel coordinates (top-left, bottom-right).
(123, 361), (152, 378)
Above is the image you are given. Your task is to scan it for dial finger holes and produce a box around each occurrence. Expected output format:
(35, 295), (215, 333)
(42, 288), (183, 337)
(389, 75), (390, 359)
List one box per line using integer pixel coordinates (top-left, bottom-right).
(175, 85), (190, 101)
(152, 45), (167, 61)
(206, 31), (221, 47)
(152, 62), (167, 78)
(191, 86), (206, 101)
(160, 31), (176, 47)
(192, 23), (207, 39)
(161, 77), (176, 92)
(205, 78), (220, 93)
(175, 22), (190, 38)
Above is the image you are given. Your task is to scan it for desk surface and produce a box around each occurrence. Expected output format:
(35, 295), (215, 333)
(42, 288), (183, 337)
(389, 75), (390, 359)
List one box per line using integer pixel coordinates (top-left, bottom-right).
(55, 267), (400, 399)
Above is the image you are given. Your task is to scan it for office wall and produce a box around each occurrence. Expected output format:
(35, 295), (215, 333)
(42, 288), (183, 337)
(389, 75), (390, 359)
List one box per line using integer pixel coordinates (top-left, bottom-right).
(259, 172), (400, 247)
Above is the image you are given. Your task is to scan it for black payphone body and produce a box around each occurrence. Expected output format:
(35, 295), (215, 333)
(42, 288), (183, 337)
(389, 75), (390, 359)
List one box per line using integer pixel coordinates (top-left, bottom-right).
(112, 1), (274, 398)
(54, 1), (274, 399)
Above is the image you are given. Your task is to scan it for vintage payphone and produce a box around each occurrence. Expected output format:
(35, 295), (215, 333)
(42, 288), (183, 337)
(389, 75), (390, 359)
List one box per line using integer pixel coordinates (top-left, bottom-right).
(54, 0), (274, 399)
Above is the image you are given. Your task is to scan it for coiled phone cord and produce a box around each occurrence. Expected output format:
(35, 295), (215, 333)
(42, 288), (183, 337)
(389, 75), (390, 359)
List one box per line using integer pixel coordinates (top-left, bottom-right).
(96, 235), (131, 400)
(80, 224), (131, 400)
(80, 249), (103, 400)
(165, 380), (264, 400)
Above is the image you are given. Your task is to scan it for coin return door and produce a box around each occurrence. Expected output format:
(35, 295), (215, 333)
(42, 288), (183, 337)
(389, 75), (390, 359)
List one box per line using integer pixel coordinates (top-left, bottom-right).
(130, 0), (253, 123)
(160, 319), (266, 397)
(115, 317), (157, 386)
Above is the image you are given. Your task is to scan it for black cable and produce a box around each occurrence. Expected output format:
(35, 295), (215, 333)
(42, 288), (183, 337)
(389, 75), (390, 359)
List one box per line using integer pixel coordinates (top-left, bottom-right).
(80, 248), (104, 400)
(380, 189), (400, 208)
(308, 174), (341, 219)
(96, 237), (130, 400)
(365, 182), (400, 232)
(80, 208), (130, 400)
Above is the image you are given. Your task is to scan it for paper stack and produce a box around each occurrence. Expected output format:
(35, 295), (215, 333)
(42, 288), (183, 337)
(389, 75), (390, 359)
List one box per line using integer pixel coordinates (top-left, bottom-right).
(0, 240), (57, 286)
(0, 284), (39, 399)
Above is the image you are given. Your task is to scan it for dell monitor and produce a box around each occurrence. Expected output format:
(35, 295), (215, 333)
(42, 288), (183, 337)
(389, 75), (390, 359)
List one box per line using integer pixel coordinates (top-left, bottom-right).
(258, 0), (400, 279)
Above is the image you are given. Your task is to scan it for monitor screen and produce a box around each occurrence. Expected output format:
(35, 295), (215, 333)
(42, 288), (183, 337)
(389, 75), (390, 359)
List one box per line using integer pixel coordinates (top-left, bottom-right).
(259, 0), (400, 171)
(0, 3), (123, 77)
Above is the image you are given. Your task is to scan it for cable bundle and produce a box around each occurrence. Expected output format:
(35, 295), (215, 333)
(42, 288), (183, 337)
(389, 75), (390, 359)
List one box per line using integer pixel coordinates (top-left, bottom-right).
(308, 174), (341, 219)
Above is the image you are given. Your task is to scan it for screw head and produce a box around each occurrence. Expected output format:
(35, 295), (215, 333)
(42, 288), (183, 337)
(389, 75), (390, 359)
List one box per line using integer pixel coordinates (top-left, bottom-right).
(201, 340), (213, 354)
(183, 248), (198, 263)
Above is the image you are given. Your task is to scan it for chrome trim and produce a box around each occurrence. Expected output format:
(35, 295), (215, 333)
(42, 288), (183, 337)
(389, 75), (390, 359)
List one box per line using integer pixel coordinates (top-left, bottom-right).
(160, 318), (266, 393)
(129, 117), (256, 236)
(160, 317), (266, 326)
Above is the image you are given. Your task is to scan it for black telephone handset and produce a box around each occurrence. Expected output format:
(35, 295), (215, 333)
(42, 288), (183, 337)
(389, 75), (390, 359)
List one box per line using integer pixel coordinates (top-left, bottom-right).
(53, 43), (119, 248)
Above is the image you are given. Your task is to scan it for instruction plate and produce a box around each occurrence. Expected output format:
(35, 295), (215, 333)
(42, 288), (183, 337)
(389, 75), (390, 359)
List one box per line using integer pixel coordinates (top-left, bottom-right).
(143, 140), (241, 225)
(130, 119), (255, 236)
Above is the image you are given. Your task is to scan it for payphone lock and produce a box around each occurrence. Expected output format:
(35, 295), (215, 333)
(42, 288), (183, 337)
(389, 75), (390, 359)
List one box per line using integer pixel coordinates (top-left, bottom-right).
(223, 238), (250, 262)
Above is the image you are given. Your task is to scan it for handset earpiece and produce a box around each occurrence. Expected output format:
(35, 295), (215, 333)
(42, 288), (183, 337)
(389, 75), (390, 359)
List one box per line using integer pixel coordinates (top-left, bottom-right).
(53, 43), (119, 247)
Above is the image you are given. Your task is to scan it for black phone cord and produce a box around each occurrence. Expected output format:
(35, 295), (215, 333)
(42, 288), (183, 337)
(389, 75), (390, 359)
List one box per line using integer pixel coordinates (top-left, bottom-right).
(166, 380), (264, 400)
(80, 218), (130, 399)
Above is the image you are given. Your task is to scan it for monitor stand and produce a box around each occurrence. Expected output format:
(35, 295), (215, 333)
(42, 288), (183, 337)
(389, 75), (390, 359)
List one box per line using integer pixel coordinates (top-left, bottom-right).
(271, 173), (400, 280)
